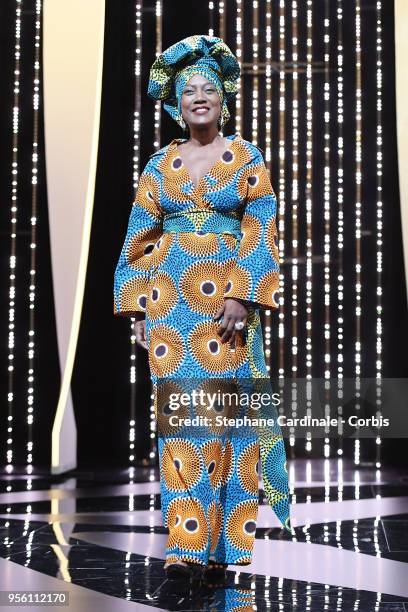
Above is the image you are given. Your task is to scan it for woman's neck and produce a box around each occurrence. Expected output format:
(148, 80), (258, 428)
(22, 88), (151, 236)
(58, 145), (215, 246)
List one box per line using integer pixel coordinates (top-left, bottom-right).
(187, 125), (221, 146)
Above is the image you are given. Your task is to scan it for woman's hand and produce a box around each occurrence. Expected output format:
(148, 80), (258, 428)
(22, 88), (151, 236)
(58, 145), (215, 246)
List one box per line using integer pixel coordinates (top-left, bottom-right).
(214, 298), (248, 346)
(133, 316), (148, 350)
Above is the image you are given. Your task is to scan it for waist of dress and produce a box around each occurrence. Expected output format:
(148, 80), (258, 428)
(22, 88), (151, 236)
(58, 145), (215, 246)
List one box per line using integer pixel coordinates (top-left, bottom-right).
(162, 209), (242, 238)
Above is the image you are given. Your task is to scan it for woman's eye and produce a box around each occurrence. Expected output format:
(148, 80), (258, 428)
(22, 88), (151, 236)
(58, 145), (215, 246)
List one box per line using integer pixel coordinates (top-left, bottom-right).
(183, 87), (215, 95)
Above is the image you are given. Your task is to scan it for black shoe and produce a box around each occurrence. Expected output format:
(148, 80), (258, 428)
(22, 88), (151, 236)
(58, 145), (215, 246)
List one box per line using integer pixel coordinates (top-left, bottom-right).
(165, 561), (203, 587)
(203, 561), (228, 586)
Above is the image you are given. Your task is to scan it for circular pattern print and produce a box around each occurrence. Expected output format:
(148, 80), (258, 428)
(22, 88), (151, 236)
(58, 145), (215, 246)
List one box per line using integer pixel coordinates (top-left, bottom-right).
(226, 500), (258, 550)
(189, 321), (233, 374)
(265, 216), (280, 264)
(202, 439), (222, 489)
(147, 271), (178, 321)
(149, 324), (185, 376)
(180, 260), (230, 315)
(237, 442), (259, 495)
(223, 265), (252, 301)
(117, 276), (149, 314)
(255, 271), (280, 308)
(239, 214), (262, 258)
(127, 228), (157, 271)
(167, 497), (208, 552)
(206, 139), (253, 191)
(161, 439), (202, 491)
(178, 232), (220, 256)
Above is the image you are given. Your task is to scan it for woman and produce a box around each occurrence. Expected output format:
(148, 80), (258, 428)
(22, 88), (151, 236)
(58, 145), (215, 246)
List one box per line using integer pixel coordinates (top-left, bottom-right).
(113, 35), (292, 584)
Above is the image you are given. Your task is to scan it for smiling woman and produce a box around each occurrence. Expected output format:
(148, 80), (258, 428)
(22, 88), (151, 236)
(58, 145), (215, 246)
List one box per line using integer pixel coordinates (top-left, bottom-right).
(177, 74), (232, 187)
(181, 74), (221, 127)
(113, 34), (292, 586)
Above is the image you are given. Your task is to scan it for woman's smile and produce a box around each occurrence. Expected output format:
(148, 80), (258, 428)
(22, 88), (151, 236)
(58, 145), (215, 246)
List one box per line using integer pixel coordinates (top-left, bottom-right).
(192, 106), (210, 114)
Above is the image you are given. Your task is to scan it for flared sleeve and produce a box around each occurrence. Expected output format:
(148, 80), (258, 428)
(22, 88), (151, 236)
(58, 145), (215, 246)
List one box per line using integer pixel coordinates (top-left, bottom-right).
(113, 159), (162, 317)
(223, 146), (280, 310)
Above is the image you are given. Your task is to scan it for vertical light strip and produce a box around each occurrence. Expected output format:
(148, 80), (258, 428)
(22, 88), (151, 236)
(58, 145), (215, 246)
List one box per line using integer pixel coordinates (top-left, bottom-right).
(354, 0), (362, 465)
(129, 1), (143, 469)
(291, 0), (299, 376)
(323, 0), (331, 381)
(26, 0), (42, 472)
(252, 1), (259, 146)
(278, 0), (287, 450)
(6, 0), (23, 471)
(336, 0), (345, 457)
(208, 1), (214, 37)
(322, 0), (331, 457)
(235, 0), (242, 135)
(219, 0), (226, 41)
(290, 0), (299, 450)
(375, 0), (383, 469)
(153, 0), (162, 151)
(278, 0), (286, 382)
(264, 0), (272, 170)
(305, 0), (313, 453)
(264, 0), (272, 372)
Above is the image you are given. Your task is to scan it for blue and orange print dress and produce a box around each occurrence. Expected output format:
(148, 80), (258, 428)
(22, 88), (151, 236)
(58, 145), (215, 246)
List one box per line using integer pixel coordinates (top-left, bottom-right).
(114, 133), (292, 566)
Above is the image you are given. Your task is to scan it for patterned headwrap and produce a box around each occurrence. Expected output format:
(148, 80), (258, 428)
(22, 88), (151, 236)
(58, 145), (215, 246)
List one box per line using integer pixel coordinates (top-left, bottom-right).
(147, 35), (240, 129)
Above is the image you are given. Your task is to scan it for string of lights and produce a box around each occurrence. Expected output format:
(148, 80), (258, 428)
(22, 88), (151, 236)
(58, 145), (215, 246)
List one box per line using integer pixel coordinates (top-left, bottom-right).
(375, 0), (383, 469)
(25, 0), (42, 472)
(322, 0), (331, 457)
(219, 0), (226, 42)
(336, 0), (345, 459)
(290, 0), (299, 452)
(251, 1), (259, 147)
(6, 0), (23, 471)
(208, 2), (225, 64)
(235, 0), (242, 135)
(305, 0), (313, 454)
(278, 0), (286, 383)
(208, 1), (214, 37)
(354, 0), (362, 466)
(153, 1), (162, 151)
(129, 1), (143, 469)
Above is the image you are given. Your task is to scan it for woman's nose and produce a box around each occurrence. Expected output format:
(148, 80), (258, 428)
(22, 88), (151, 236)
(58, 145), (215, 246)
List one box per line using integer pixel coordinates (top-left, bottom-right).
(193, 89), (209, 100)
(192, 94), (208, 105)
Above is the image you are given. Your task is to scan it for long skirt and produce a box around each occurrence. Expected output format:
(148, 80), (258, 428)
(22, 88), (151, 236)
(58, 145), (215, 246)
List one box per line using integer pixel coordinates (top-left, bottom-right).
(145, 230), (292, 566)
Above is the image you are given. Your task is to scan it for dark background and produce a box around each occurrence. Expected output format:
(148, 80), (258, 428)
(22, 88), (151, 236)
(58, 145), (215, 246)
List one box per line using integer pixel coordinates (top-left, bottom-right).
(0, 0), (406, 470)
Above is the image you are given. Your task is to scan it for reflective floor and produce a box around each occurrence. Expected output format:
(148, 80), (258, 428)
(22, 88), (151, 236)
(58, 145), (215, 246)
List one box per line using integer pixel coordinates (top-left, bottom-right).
(1, 458), (408, 611)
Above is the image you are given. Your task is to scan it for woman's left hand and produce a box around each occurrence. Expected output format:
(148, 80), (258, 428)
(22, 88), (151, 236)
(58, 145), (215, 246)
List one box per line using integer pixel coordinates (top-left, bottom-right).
(214, 298), (248, 346)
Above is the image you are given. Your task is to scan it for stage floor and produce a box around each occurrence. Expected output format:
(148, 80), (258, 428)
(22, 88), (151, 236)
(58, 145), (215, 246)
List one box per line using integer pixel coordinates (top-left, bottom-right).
(0, 458), (407, 611)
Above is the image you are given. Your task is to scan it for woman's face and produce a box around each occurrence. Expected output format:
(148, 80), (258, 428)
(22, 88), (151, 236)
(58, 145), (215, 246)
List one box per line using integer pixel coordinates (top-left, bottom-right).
(180, 74), (221, 130)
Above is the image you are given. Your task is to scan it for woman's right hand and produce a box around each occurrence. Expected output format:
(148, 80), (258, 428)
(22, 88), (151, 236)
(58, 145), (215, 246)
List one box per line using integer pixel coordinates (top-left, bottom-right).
(133, 317), (148, 350)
